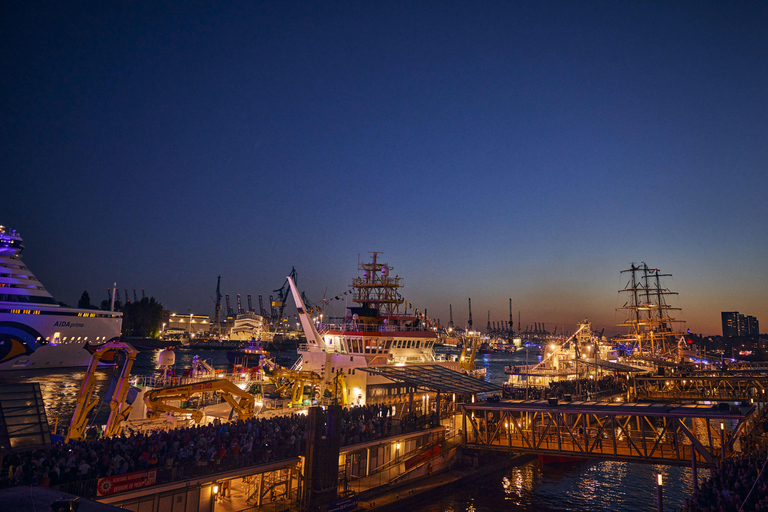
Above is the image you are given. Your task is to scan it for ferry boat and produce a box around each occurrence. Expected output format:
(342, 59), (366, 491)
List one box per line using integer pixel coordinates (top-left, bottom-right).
(288, 252), (462, 407)
(0, 225), (122, 370)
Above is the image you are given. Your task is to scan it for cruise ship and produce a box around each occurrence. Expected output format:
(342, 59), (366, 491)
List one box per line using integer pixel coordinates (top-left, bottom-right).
(0, 225), (122, 371)
(288, 253), (461, 407)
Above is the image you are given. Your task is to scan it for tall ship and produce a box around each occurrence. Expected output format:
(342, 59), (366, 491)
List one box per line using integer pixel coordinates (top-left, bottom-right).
(615, 262), (685, 359)
(288, 252), (462, 408)
(0, 225), (122, 371)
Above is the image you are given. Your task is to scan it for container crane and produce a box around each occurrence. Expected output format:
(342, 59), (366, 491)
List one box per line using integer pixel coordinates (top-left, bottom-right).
(225, 294), (233, 318)
(212, 275), (222, 336)
(271, 267), (298, 330)
(247, 294), (254, 312)
(467, 298), (473, 329)
(258, 294), (266, 318)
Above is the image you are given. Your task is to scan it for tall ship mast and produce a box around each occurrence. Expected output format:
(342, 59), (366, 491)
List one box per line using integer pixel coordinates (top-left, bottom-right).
(0, 225), (123, 370)
(615, 262), (684, 356)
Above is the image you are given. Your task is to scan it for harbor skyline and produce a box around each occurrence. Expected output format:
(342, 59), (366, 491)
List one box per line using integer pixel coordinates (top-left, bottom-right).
(3, 2), (767, 336)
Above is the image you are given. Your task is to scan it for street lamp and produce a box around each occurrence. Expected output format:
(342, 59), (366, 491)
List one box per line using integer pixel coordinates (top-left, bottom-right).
(656, 474), (663, 512)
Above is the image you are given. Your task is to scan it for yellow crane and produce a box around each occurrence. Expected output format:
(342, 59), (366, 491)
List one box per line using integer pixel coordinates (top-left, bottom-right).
(459, 331), (480, 373)
(66, 341), (138, 442)
(269, 368), (322, 407)
(330, 370), (348, 407)
(143, 379), (256, 423)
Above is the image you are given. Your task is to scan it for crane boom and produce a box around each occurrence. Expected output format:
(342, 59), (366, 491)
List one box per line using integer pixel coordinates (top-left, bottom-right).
(66, 341), (138, 442)
(144, 379), (256, 423)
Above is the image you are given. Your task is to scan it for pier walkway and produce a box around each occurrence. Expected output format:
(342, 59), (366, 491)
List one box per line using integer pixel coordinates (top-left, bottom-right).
(633, 375), (768, 403)
(461, 399), (758, 469)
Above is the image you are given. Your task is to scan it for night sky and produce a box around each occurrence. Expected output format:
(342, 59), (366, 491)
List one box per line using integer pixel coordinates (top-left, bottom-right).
(3, 2), (767, 336)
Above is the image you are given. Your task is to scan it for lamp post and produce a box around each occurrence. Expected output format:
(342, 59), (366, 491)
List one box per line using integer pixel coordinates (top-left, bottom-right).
(656, 474), (663, 512)
(720, 422), (725, 462)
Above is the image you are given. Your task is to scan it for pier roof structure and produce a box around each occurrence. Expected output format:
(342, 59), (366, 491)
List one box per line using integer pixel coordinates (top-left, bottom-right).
(577, 358), (647, 373)
(359, 365), (502, 395)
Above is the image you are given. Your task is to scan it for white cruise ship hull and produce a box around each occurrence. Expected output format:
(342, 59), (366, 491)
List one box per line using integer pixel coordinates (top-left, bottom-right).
(0, 306), (122, 371)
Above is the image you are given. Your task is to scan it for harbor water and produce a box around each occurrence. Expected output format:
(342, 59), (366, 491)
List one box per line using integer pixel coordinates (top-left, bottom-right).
(9, 346), (702, 511)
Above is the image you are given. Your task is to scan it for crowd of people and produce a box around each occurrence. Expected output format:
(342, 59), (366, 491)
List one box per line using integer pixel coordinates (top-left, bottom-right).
(503, 375), (628, 401)
(1, 412), (310, 490)
(678, 448), (768, 512)
(0, 402), (433, 491)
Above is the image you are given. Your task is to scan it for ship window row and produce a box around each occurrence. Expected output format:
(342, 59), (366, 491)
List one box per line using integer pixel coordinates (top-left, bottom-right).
(0, 283), (45, 290)
(0, 294), (58, 305)
(367, 385), (413, 397)
(391, 339), (434, 349)
(0, 272), (37, 281)
(39, 336), (109, 343)
(0, 263), (30, 271)
(344, 338), (396, 354)
(340, 338), (433, 354)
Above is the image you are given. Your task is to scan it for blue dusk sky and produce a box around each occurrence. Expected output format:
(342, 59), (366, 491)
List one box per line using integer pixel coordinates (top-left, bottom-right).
(3, 2), (767, 336)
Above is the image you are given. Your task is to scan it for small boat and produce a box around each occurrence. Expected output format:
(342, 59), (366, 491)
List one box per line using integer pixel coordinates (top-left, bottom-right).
(227, 337), (269, 365)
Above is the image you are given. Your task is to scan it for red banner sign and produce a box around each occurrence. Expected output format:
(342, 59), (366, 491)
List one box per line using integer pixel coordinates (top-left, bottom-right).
(404, 445), (441, 471)
(97, 468), (158, 496)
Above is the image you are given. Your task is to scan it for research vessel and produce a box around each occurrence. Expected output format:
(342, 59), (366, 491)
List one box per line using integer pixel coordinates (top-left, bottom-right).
(0, 225), (122, 370)
(288, 252), (462, 408)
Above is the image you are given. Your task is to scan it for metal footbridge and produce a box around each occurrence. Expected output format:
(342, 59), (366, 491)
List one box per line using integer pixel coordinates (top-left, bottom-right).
(461, 398), (760, 469)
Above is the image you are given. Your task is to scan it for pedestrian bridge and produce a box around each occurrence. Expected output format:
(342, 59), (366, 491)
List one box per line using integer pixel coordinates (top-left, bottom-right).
(633, 375), (768, 403)
(461, 399), (759, 469)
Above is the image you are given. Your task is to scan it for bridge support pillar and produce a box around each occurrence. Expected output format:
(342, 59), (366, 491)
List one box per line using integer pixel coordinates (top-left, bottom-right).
(691, 448), (698, 491)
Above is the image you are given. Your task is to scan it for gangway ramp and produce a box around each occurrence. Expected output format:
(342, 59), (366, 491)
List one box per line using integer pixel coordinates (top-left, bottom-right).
(461, 399), (755, 469)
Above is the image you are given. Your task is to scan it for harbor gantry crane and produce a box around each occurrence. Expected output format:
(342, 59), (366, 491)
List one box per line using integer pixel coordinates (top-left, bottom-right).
(237, 294), (244, 315)
(212, 275), (222, 336)
(467, 298), (473, 330)
(271, 267), (298, 329)
(247, 294), (254, 312)
(225, 294), (233, 319)
(258, 294), (266, 318)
